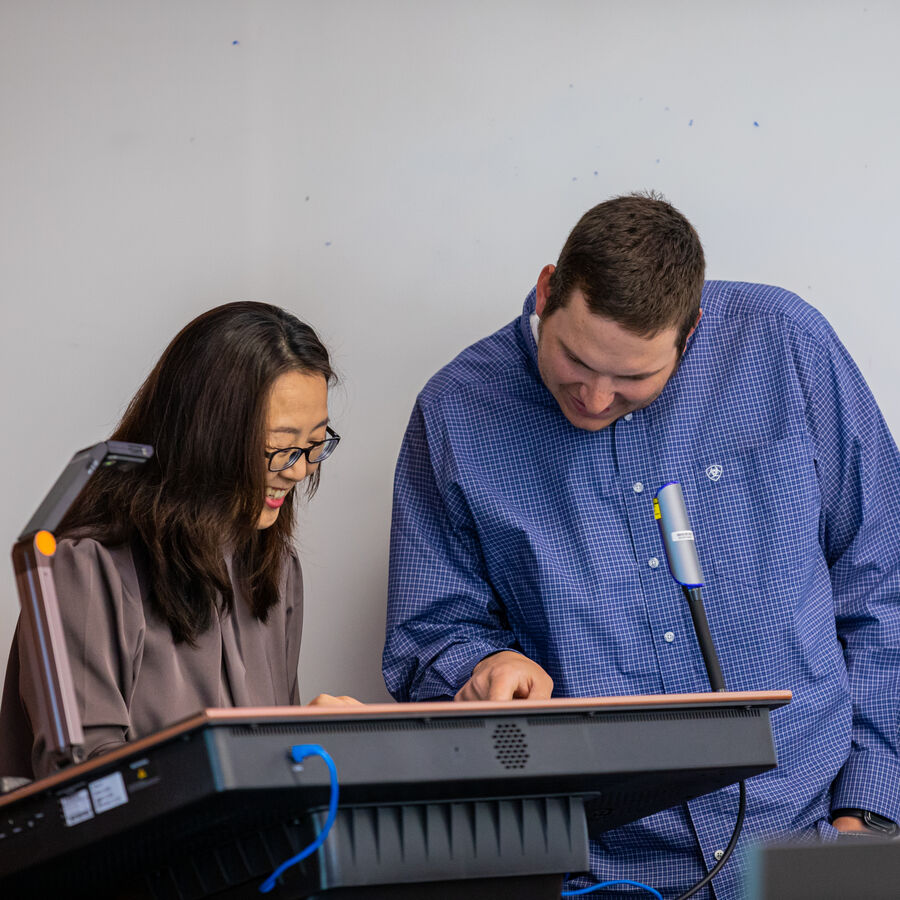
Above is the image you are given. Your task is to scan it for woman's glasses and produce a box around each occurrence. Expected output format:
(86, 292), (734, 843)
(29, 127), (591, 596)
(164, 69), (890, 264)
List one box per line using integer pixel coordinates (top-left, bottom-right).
(264, 427), (341, 472)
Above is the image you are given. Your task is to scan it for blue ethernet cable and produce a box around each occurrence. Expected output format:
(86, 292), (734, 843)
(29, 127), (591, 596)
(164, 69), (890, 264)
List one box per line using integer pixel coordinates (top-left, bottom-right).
(259, 744), (339, 894)
(562, 878), (664, 898)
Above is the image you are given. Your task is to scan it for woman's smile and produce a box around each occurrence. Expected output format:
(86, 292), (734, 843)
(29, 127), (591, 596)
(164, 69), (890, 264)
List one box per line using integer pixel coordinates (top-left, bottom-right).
(264, 486), (290, 509)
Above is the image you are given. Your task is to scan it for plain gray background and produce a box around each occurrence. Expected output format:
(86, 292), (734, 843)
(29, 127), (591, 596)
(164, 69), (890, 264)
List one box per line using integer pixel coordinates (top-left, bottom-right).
(2, 1), (898, 704)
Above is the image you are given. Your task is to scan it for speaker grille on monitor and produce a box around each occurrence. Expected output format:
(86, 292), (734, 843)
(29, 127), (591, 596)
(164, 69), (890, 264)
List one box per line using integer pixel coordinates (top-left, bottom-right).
(492, 723), (529, 769)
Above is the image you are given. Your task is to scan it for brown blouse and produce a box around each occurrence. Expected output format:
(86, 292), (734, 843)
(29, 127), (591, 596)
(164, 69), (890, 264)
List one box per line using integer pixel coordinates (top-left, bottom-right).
(0, 538), (303, 780)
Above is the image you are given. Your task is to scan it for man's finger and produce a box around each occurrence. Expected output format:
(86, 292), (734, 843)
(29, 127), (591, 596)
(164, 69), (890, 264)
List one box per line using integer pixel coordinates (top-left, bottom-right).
(487, 671), (523, 700)
(514, 676), (553, 700)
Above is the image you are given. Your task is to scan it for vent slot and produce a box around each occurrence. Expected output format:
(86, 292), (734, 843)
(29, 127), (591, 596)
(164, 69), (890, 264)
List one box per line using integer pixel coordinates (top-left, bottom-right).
(526, 708), (761, 726)
(228, 718), (487, 737)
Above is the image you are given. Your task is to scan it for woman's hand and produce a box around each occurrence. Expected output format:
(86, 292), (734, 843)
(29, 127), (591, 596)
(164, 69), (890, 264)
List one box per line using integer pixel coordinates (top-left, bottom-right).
(307, 693), (365, 707)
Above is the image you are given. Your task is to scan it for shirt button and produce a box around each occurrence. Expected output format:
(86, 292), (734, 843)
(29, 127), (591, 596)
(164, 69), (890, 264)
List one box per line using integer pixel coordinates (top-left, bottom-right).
(633, 482), (644, 493)
(648, 557), (660, 569)
(624, 413), (633, 421)
(664, 631), (675, 643)
(714, 849), (725, 861)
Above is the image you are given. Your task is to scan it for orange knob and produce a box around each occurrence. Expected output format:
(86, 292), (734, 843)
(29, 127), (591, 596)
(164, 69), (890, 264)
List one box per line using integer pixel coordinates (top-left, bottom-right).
(34, 530), (57, 557)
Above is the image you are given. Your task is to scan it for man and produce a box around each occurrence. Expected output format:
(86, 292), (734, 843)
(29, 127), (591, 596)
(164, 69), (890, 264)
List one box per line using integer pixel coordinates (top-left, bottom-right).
(383, 193), (900, 898)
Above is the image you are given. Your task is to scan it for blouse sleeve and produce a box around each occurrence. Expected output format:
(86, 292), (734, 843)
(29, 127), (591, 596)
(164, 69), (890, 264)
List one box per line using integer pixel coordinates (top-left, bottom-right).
(25, 539), (146, 778)
(283, 550), (304, 705)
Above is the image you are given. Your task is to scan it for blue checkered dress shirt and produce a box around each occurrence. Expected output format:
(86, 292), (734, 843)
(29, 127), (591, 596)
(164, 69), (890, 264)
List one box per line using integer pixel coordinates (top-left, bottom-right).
(384, 282), (900, 899)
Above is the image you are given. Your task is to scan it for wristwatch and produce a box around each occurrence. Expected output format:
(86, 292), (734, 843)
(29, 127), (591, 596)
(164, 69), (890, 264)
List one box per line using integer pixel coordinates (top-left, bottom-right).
(832, 808), (900, 836)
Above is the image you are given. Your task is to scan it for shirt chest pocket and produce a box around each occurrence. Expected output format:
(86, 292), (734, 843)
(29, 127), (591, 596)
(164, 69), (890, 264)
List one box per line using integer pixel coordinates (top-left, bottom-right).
(687, 434), (822, 590)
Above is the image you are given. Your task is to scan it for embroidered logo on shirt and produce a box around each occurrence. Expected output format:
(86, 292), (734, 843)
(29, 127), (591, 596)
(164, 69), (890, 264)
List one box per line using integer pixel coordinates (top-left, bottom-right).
(706, 464), (723, 482)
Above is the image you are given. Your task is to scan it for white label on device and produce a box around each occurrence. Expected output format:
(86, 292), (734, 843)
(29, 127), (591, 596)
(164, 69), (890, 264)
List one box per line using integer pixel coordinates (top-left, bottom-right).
(61, 788), (94, 826)
(671, 530), (695, 542)
(89, 771), (128, 813)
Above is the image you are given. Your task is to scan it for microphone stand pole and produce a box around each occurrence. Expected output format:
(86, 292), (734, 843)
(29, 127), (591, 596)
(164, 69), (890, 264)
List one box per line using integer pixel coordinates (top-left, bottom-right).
(683, 586), (726, 692)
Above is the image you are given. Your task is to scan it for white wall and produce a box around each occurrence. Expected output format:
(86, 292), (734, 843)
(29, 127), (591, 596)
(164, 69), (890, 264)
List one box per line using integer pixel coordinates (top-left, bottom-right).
(2, 1), (898, 703)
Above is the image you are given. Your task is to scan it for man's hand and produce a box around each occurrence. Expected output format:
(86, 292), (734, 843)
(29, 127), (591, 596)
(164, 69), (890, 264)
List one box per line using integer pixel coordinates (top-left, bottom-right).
(307, 693), (365, 707)
(454, 651), (553, 701)
(831, 816), (870, 834)
(831, 815), (886, 834)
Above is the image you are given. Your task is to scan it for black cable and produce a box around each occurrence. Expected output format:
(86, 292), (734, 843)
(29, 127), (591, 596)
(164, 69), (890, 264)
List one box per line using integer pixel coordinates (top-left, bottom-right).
(674, 779), (747, 900)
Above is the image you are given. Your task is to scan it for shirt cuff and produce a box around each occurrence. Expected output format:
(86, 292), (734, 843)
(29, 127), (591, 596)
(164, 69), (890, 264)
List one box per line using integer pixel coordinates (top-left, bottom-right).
(831, 748), (900, 823)
(410, 642), (519, 701)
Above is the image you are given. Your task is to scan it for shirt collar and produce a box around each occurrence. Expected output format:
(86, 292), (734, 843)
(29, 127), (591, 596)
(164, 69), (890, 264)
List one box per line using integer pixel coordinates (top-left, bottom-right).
(518, 287), (540, 368)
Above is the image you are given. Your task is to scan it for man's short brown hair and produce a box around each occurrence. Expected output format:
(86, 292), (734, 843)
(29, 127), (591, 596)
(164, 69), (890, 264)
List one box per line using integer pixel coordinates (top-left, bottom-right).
(544, 192), (705, 351)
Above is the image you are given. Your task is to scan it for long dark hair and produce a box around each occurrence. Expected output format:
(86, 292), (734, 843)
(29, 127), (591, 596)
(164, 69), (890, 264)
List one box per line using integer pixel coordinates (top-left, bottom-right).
(59, 301), (335, 643)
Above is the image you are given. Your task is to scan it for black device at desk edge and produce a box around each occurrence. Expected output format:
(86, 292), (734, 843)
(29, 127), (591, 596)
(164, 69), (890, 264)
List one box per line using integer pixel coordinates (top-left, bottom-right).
(1, 444), (790, 899)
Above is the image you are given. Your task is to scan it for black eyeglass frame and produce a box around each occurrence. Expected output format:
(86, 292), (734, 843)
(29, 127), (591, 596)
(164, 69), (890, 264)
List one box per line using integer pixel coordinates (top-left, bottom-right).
(264, 426), (341, 472)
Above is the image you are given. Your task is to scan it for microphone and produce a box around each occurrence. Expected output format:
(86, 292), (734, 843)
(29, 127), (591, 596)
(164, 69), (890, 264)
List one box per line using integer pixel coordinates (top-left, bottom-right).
(653, 481), (704, 588)
(654, 482), (726, 692)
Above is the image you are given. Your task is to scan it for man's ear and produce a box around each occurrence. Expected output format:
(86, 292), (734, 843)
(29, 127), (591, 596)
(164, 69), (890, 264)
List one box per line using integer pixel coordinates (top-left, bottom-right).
(682, 308), (703, 354)
(535, 264), (555, 318)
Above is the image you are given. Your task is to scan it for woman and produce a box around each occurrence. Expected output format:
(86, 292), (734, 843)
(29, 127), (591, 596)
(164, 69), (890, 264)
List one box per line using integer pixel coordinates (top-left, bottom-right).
(0, 301), (356, 781)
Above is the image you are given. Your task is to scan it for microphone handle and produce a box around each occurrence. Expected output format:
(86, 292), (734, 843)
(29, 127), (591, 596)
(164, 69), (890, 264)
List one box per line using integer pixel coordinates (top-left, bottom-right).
(683, 587), (726, 692)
